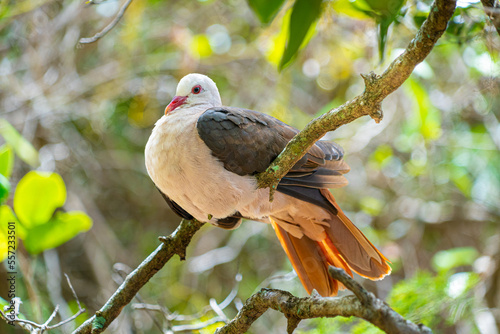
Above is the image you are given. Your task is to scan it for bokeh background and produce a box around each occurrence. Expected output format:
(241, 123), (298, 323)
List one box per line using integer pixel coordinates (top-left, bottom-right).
(0, 0), (499, 333)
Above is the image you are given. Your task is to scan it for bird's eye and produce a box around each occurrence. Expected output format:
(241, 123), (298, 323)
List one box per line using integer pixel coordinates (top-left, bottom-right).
(192, 85), (202, 94)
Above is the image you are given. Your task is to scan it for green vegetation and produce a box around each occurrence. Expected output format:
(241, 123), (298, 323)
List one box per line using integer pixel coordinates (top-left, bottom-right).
(0, 0), (498, 332)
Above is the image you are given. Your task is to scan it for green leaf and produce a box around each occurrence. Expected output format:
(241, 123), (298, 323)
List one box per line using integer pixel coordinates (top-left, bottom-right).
(247, 0), (286, 24)
(23, 211), (92, 254)
(0, 145), (14, 178)
(0, 206), (22, 261)
(356, 0), (406, 59)
(432, 247), (479, 272)
(331, 0), (372, 20)
(0, 173), (11, 204)
(13, 171), (66, 228)
(0, 119), (39, 167)
(279, 0), (323, 71)
(377, 18), (392, 61)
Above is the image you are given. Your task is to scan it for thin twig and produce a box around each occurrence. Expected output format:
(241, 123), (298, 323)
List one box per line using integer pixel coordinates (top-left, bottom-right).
(78, 0), (134, 44)
(42, 305), (60, 328)
(209, 299), (228, 323)
(0, 276), (87, 333)
(65, 273), (83, 310)
(45, 274), (87, 330)
(218, 273), (242, 310)
(46, 310), (87, 331)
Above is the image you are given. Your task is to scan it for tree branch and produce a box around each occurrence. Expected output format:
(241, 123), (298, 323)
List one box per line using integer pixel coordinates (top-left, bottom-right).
(481, 0), (500, 36)
(60, 1), (457, 333)
(72, 219), (205, 334)
(256, 0), (457, 199)
(78, 0), (134, 45)
(215, 267), (432, 334)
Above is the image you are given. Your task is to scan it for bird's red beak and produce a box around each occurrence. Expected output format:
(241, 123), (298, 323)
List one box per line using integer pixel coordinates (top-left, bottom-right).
(165, 96), (188, 114)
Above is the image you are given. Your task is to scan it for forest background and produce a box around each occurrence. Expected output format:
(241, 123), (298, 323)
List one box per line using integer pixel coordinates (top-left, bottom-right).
(0, 0), (499, 333)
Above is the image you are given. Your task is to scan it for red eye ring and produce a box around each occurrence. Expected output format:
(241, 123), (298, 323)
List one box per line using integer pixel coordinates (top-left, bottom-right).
(192, 85), (202, 94)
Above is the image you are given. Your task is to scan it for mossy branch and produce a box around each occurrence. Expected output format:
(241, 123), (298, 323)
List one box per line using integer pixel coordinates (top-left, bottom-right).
(256, 0), (457, 199)
(215, 267), (432, 334)
(71, 219), (205, 334)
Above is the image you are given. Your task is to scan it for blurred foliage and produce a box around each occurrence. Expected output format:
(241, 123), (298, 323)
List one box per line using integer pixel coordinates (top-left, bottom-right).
(0, 166), (93, 259)
(0, 0), (499, 332)
(0, 132), (92, 261)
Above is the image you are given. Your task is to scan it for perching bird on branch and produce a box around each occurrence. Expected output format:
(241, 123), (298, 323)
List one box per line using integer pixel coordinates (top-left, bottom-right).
(145, 73), (391, 296)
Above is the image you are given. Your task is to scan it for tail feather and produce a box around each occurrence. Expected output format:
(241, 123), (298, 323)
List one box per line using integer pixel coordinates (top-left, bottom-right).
(320, 189), (391, 279)
(270, 190), (391, 297)
(271, 218), (339, 296)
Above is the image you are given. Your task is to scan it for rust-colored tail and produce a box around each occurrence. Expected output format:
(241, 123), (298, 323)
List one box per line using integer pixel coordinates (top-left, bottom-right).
(270, 189), (391, 297)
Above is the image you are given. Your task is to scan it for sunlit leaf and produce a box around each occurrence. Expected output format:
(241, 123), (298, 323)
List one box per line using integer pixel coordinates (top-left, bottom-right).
(0, 119), (39, 167)
(0, 205), (22, 261)
(68, 300), (89, 327)
(0, 174), (10, 204)
(279, 0), (323, 71)
(432, 247), (479, 272)
(0, 145), (14, 178)
(247, 0), (286, 24)
(23, 211), (92, 254)
(266, 9), (291, 66)
(190, 34), (213, 58)
(0, 219), (7, 262)
(13, 171), (66, 228)
(331, 0), (372, 20)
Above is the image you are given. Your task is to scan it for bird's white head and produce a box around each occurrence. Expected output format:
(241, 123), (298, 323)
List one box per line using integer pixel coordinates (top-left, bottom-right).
(164, 73), (222, 114)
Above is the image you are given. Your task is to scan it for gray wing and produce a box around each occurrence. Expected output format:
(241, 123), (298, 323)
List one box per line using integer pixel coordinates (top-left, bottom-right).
(196, 107), (350, 193)
(157, 187), (193, 220)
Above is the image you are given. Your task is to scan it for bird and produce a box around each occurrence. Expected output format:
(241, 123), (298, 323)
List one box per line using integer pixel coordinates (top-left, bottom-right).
(145, 73), (391, 296)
